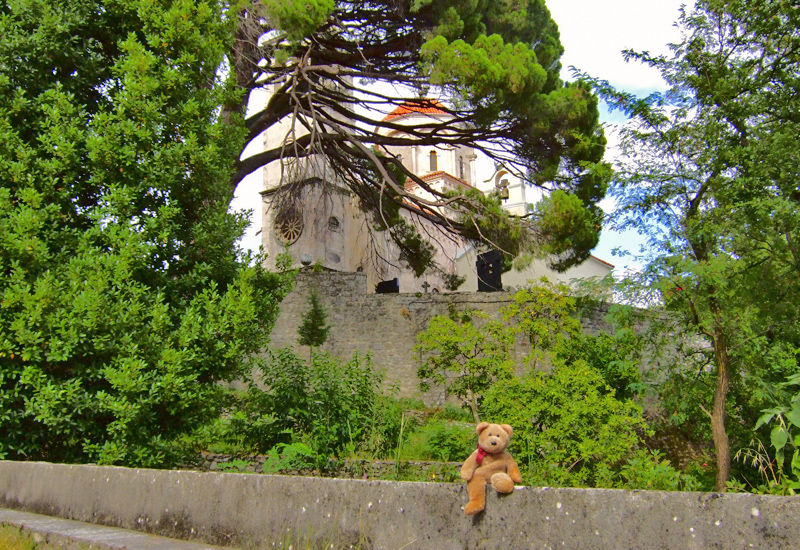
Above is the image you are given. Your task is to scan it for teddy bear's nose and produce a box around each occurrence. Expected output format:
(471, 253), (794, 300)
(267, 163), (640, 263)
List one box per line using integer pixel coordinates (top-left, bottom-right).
(491, 441), (497, 445)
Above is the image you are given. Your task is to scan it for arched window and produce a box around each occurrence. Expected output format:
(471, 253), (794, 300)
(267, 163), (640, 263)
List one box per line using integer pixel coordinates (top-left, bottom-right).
(429, 150), (437, 172)
(458, 156), (464, 180)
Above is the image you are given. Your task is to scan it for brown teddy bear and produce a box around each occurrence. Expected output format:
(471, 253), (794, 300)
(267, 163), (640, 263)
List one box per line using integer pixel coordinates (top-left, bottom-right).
(460, 422), (522, 516)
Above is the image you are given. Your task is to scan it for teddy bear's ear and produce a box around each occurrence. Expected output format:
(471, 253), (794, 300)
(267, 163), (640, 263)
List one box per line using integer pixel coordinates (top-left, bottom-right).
(476, 422), (489, 434)
(500, 424), (513, 437)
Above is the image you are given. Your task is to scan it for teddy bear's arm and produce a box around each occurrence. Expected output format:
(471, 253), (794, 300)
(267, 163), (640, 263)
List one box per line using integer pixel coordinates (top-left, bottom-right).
(506, 456), (523, 484)
(460, 451), (479, 481)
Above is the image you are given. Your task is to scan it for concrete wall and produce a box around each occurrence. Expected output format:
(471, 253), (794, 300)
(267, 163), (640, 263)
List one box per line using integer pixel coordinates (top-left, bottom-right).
(268, 272), (616, 402)
(1, 461), (799, 550)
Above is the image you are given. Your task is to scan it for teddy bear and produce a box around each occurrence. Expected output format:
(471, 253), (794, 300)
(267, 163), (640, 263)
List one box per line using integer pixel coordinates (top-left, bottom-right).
(460, 422), (522, 516)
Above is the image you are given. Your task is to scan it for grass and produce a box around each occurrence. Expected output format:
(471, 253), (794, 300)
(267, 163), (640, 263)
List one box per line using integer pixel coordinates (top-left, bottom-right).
(270, 525), (372, 549)
(0, 525), (37, 550)
(0, 524), (92, 550)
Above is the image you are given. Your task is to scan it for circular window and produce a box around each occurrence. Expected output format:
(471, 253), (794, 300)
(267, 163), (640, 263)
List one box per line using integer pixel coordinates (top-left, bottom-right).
(326, 251), (341, 264)
(327, 216), (340, 231)
(274, 205), (304, 244)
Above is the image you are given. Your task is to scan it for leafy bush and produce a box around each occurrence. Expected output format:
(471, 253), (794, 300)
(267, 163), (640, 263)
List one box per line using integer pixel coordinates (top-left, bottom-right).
(262, 442), (318, 474)
(403, 420), (475, 462)
(416, 311), (515, 422)
(731, 371), (800, 495)
(0, 0), (292, 467)
(225, 348), (400, 462)
(555, 332), (642, 400)
(596, 449), (699, 491)
(482, 360), (649, 487)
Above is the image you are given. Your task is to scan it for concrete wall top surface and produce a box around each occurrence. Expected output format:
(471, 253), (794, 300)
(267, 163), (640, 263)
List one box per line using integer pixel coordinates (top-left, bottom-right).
(1, 460), (799, 550)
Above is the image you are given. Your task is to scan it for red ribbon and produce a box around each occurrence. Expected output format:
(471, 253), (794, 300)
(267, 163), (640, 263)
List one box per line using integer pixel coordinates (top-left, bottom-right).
(475, 445), (488, 466)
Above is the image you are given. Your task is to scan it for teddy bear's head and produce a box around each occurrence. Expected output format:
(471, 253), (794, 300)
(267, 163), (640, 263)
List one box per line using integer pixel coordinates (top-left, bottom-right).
(476, 422), (513, 454)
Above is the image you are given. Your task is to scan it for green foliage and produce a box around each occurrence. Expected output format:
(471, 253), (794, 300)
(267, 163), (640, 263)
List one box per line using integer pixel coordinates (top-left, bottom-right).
(392, 220), (436, 279)
(532, 190), (603, 271)
(416, 279), (648, 427)
(415, 310), (515, 421)
(228, 348), (399, 462)
(262, 442), (318, 474)
(215, 458), (251, 473)
(262, 0), (335, 42)
(748, 372), (800, 494)
(501, 279), (581, 369)
(415, 281), (657, 488)
(0, 0), (292, 466)
(297, 290), (330, 349)
(581, 0), (800, 489)
(482, 360), (649, 488)
(402, 420), (475, 463)
(597, 449), (699, 492)
(555, 332), (642, 400)
(430, 402), (473, 423)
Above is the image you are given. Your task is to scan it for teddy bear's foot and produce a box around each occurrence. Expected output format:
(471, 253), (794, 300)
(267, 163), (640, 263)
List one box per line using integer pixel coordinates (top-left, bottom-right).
(464, 500), (485, 516)
(491, 472), (514, 494)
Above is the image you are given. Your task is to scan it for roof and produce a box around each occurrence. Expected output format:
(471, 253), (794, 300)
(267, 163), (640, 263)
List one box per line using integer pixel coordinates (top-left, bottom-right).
(405, 170), (473, 190)
(383, 100), (448, 121)
(589, 255), (615, 268)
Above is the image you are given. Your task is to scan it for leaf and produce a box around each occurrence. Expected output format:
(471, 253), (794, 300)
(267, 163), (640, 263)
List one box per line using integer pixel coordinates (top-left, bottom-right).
(785, 407), (800, 429)
(755, 412), (775, 430)
(771, 425), (789, 452)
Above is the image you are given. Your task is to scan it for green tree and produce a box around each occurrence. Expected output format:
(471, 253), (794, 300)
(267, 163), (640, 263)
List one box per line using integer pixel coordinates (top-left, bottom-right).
(297, 290), (330, 350)
(500, 278), (582, 370)
(228, 0), (611, 273)
(585, 0), (800, 490)
(415, 311), (515, 423)
(0, 0), (292, 466)
(415, 280), (641, 420)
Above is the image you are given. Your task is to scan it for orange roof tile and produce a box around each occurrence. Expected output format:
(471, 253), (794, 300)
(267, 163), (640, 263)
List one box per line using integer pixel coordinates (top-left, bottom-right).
(383, 100), (448, 121)
(590, 255), (615, 268)
(405, 170), (472, 190)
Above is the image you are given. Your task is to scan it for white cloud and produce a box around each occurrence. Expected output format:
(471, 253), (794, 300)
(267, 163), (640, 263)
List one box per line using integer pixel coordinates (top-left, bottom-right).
(548, 0), (685, 92)
(544, 0), (687, 272)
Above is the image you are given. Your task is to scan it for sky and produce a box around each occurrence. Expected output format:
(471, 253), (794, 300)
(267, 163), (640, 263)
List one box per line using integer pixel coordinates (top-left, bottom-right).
(230, 0), (688, 273)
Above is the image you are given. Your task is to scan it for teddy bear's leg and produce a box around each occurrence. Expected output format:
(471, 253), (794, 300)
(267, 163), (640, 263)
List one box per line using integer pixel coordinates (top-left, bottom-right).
(490, 472), (514, 494)
(464, 476), (487, 516)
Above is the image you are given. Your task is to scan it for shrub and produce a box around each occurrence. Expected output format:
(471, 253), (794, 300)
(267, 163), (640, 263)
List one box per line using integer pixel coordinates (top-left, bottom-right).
(482, 360), (650, 487)
(225, 348), (400, 461)
(596, 449), (699, 491)
(403, 420), (475, 462)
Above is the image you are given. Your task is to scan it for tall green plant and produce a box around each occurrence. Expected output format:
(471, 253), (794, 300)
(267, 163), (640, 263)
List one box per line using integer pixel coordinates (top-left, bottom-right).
(229, 348), (399, 462)
(297, 290), (330, 350)
(582, 0), (800, 489)
(416, 311), (515, 423)
(0, 0), (292, 466)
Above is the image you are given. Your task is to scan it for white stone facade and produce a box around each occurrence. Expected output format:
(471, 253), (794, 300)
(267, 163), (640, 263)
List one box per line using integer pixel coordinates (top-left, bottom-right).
(260, 96), (613, 293)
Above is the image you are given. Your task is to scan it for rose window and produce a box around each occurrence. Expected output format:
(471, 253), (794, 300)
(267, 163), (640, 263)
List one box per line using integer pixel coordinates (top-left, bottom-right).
(274, 205), (304, 244)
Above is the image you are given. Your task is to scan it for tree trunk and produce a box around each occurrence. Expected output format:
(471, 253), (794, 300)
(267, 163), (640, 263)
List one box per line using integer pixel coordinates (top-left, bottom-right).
(467, 390), (480, 424)
(710, 318), (732, 491)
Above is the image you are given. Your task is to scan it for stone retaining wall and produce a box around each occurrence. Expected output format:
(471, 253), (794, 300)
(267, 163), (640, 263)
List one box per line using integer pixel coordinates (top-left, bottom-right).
(269, 272), (620, 402)
(1, 460), (799, 549)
